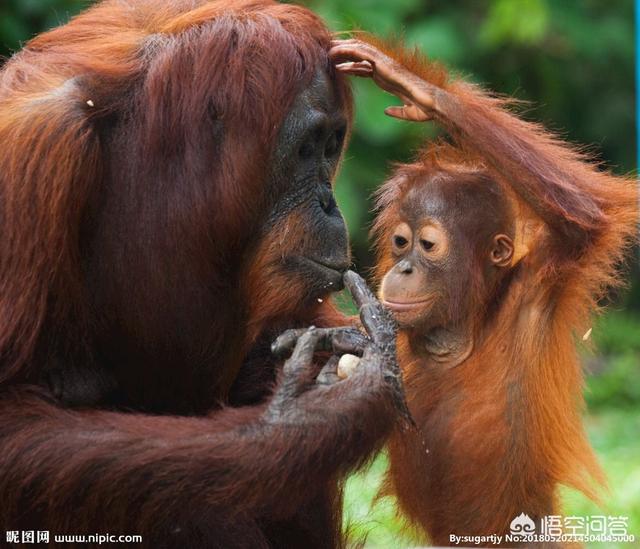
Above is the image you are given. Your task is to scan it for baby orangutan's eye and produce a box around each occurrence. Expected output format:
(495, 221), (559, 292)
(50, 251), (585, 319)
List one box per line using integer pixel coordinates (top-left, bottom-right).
(394, 235), (408, 248)
(421, 239), (434, 252)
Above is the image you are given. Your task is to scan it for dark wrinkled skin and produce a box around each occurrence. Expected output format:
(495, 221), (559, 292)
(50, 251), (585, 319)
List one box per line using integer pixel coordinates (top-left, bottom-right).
(264, 70), (351, 294)
(268, 271), (412, 428)
(257, 75), (409, 427)
(55, 73), (409, 432)
(54, 72), (350, 408)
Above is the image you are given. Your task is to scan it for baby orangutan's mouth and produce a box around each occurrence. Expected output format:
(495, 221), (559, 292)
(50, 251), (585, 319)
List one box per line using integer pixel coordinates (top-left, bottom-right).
(382, 297), (433, 312)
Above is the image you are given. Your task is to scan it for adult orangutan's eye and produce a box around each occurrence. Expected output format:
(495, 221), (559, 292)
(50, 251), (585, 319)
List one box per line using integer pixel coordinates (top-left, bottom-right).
(325, 126), (346, 157)
(299, 140), (315, 159)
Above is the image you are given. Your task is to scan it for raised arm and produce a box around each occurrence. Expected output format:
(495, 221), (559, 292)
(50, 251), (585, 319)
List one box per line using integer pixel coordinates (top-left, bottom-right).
(330, 39), (638, 256)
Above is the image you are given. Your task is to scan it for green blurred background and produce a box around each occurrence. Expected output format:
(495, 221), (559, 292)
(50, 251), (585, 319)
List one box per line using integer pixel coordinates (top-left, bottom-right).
(1, 1), (638, 547)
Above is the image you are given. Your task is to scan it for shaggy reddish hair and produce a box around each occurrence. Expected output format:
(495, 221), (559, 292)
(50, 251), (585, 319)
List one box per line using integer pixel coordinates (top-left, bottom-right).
(0, 0), (349, 387)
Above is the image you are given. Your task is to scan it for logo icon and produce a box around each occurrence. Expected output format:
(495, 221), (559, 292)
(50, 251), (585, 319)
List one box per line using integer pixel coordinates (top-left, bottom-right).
(510, 513), (536, 535)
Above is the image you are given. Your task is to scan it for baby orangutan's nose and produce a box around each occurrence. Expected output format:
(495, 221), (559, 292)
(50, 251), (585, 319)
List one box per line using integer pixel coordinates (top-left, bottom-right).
(396, 259), (413, 275)
(381, 261), (427, 303)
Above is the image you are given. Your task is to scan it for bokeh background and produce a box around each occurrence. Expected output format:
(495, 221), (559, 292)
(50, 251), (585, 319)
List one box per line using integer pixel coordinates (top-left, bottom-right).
(1, 1), (638, 547)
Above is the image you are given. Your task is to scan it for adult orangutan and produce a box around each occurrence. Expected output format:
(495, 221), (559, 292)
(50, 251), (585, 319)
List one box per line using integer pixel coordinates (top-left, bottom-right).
(0, 3), (405, 548)
(331, 39), (638, 546)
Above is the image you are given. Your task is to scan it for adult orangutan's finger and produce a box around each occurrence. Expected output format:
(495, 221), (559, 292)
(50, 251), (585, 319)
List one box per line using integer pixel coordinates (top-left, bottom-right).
(344, 270), (395, 346)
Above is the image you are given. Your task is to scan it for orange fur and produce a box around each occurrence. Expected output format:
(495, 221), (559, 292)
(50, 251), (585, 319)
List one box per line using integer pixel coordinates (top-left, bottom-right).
(0, 3), (376, 546)
(0, 0), (342, 390)
(370, 43), (638, 547)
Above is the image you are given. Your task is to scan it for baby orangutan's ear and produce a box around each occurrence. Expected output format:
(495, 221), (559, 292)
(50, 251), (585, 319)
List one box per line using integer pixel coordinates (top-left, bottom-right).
(490, 234), (514, 267)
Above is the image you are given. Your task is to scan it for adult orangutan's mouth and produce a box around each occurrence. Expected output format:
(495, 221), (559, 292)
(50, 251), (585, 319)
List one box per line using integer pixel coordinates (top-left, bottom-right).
(297, 256), (347, 291)
(304, 257), (348, 274)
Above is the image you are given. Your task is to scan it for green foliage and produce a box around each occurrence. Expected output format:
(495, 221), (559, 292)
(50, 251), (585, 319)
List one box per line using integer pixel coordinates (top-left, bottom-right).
(585, 311), (640, 410)
(343, 309), (640, 546)
(1, 2), (637, 545)
(587, 353), (640, 410)
(343, 311), (640, 547)
(344, 454), (416, 548)
(480, 0), (549, 46)
(593, 311), (640, 356)
(345, 410), (640, 548)
(302, 0), (636, 280)
(2, 0), (635, 272)
(561, 410), (640, 542)
(0, 0), (86, 56)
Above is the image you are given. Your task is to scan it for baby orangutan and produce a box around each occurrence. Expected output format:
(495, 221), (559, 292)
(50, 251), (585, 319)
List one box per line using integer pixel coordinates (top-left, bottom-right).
(331, 39), (638, 547)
